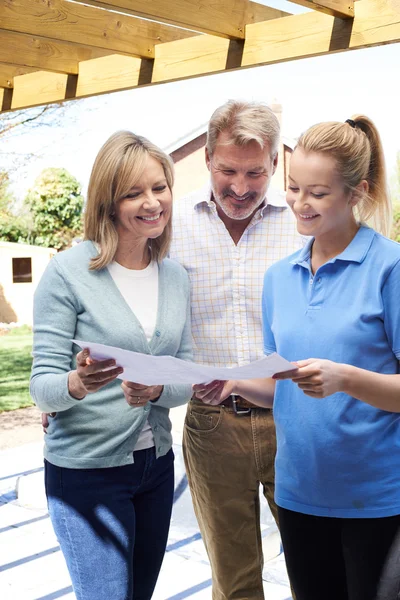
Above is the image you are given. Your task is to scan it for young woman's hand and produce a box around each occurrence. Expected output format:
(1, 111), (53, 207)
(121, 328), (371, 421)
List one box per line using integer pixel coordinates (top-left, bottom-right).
(274, 358), (345, 398)
(121, 381), (163, 407)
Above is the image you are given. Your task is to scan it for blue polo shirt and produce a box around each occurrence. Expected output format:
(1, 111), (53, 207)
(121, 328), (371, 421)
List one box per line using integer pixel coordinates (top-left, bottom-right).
(262, 226), (400, 518)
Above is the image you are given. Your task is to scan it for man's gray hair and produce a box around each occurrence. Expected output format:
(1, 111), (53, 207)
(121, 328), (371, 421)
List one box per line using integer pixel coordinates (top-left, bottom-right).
(206, 100), (280, 158)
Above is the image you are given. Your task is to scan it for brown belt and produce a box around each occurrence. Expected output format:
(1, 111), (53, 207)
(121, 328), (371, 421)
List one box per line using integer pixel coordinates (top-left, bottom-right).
(221, 395), (272, 415)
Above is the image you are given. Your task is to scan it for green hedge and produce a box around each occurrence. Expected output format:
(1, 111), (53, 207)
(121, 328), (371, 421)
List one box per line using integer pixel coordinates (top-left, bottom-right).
(392, 206), (400, 243)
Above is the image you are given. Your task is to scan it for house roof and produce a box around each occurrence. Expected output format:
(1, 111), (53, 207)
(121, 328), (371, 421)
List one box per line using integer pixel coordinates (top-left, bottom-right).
(164, 124), (208, 155)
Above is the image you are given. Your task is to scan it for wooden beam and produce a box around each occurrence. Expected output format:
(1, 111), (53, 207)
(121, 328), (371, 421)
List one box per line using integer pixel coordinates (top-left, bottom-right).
(289, 0), (354, 19)
(0, 63), (39, 88)
(11, 70), (75, 109)
(247, 1), (290, 24)
(0, 30), (113, 74)
(2, 0), (399, 112)
(153, 35), (235, 82)
(0, 87), (13, 111)
(76, 54), (152, 97)
(70, 0), (290, 39)
(243, 0), (400, 66)
(0, 0), (195, 59)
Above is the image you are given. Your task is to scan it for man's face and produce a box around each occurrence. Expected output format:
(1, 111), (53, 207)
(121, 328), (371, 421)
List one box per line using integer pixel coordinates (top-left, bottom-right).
(206, 131), (278, 221)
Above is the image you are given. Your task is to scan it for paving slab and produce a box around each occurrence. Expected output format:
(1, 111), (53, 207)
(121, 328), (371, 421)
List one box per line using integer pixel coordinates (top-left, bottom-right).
(0, 406), (292, 600)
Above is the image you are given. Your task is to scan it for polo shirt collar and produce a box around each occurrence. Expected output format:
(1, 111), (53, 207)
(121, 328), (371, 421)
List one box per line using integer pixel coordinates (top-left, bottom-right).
(290, 225), (375, 268)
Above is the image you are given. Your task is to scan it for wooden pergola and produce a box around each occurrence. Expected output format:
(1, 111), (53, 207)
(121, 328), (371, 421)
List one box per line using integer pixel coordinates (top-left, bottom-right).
(0, 0), (399, 113)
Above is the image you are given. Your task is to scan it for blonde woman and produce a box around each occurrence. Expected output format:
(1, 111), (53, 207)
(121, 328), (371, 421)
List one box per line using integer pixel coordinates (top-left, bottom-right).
(194, 116), (400, 600)
(30, 132), (192, 600)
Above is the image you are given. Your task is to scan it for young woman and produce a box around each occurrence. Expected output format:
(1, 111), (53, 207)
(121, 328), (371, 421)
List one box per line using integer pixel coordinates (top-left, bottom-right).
(194, 116), (400, 600)
(30, 131), (192, 600)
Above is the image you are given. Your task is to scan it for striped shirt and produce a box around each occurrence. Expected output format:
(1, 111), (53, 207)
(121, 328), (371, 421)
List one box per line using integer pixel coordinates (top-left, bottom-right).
(170, 183), (303, 367)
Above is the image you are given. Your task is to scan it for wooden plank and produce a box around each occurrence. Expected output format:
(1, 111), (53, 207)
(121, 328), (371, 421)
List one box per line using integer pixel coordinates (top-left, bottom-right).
(2, 0), (400, 112)
(0, 63), (39, 88)
(70, 0), (290, 38)
(243, 0), (400, 66)
(0, 0), (195, 59)
(152, 35), (232, 82)
(76, 54), (149, 97)
(247, 1), (290, 24)
(0, 30), (112, 75)
(11, 70), (71, 109)
(289, 0), (354, 19)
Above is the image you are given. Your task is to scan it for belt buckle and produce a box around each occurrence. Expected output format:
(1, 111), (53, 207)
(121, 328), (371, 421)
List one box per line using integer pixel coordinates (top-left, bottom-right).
(231, 394), (251, 416)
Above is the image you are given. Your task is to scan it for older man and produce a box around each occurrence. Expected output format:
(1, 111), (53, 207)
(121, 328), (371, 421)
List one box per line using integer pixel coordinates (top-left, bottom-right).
(170, 100), (302, 600)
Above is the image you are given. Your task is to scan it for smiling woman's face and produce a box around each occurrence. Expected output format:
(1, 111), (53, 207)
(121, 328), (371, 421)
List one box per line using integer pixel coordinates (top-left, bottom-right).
(114, 155), (172, 245)
(286, 148), (358, 239)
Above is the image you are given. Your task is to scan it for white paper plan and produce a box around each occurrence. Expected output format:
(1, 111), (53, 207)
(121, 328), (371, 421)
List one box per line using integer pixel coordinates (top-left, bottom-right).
(72, 339), (295, 386)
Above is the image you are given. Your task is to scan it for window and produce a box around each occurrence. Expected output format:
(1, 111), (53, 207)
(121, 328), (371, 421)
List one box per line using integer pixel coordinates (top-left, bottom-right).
(12, 257), (32, 283)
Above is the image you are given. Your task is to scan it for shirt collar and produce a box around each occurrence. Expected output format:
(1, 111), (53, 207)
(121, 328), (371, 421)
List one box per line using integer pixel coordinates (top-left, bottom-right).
(193, 182), (289, 215)
(290, 225), (376, 267)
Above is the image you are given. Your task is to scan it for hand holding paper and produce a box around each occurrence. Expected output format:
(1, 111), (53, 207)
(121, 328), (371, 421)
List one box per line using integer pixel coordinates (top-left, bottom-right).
(72, 340), (295, 386)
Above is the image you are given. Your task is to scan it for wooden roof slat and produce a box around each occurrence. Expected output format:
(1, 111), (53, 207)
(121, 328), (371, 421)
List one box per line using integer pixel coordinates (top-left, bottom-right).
(290, 0), (354, 19)
(0, 0), (196, 59)
(0, 30), (113, 75)
(0, 0), (399, 113)
(0, 63), (39, 89)
(76, 54), (150, 97)
(243, 0), (400, 67)
(153, 35), (233, 82)
(69, 0), (290, 39)
(11, 70), (73, 109)
(0, 88), (13, 112)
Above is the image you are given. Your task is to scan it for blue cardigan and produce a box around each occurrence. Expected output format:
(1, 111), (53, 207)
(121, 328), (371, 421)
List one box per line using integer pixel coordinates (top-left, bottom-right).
(30, 241), (193, 469)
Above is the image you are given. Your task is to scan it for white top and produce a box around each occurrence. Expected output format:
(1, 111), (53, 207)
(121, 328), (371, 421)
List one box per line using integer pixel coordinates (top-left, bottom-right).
(107, 259), (159, 450)
(170, 183), (304, 367)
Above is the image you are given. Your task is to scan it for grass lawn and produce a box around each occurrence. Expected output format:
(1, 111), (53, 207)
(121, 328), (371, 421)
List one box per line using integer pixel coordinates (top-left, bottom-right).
(0, 328), (34, 412)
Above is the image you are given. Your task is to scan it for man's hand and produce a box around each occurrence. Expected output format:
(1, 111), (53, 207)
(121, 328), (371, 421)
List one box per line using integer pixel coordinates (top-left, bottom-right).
(41, 412), (56, 433)
(192, 380), (236, 405)
(273, 359), (345, 398)
(121, 381), (163, 407)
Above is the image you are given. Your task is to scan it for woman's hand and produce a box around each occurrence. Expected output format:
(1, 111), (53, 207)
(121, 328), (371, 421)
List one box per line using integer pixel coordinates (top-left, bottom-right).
(122, 381), (163, 407)
(273, 358), (345, 398)
(192, 380), (236, 405)
(68, 349), (123, 399)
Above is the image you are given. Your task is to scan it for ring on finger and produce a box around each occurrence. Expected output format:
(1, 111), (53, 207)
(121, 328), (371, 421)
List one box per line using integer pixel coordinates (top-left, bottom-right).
(136, 396), (141, 404)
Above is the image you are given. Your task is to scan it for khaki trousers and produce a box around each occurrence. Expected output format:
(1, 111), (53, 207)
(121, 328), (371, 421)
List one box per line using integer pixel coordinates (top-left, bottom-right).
(183, 398), (279, 600)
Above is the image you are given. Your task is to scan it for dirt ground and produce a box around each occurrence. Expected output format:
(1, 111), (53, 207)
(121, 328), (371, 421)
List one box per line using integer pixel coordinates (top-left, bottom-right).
(0, 406), (43, 451)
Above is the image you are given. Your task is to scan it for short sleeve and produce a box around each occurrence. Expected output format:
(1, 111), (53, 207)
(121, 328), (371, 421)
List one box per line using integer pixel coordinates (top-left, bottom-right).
(262, 269), (277, 356)
(382, 259), (400, 360)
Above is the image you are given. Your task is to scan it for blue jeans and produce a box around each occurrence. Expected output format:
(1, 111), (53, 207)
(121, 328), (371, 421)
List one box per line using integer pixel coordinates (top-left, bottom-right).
(45, 448), (174, 600)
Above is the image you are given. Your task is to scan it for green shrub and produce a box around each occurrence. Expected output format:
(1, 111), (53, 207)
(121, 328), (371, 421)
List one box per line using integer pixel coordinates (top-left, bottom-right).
(391, 205), (400, 243)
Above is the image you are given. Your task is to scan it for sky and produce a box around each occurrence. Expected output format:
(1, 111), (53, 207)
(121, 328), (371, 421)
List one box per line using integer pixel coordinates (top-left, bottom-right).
(1, 0), (400, 201)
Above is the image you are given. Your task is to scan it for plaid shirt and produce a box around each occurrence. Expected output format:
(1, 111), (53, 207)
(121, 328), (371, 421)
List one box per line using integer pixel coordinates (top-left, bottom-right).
(170, 184), (303, 367)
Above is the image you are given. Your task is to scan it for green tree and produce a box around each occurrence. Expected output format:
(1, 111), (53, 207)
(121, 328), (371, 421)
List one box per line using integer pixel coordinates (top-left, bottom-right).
(392, 206), (400, 243)
(25, 168), (84, 250)
(390, 151), (400, 243)
(0, 171), (31, 243)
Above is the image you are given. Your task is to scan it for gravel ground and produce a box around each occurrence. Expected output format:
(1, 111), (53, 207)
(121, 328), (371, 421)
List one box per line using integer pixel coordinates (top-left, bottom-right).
(0, 405), (43, 450)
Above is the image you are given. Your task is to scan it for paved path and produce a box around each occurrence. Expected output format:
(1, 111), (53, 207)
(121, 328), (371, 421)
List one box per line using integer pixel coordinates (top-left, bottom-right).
(0, 406), (292, 600)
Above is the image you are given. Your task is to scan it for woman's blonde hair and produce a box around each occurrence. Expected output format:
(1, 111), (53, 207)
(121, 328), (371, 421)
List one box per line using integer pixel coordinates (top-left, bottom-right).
(84, 131), (174, 270)
(296, 115), (392, 236)
(206, 100), (280, 158)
